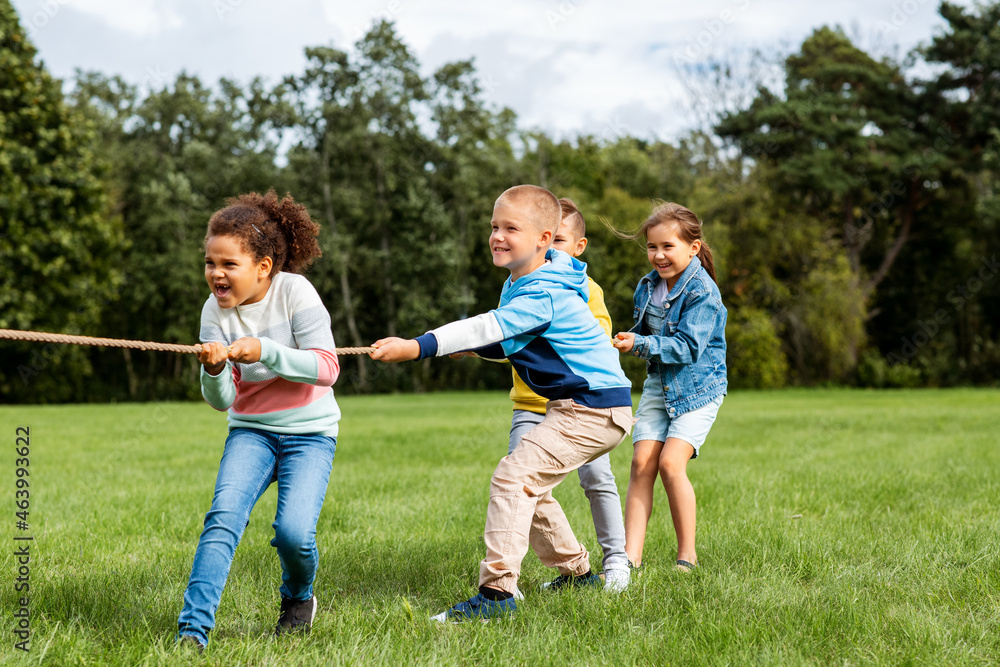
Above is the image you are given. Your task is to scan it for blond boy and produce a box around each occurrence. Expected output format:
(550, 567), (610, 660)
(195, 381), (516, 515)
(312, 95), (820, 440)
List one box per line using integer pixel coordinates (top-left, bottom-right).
(371, 185), (632, 621)
(507, 199), (629, 593)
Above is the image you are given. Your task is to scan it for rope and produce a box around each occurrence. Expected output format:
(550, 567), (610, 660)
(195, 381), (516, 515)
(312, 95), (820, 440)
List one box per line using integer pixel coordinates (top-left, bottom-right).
(331, 346), (377, 355)
(0, 329), (374, 356)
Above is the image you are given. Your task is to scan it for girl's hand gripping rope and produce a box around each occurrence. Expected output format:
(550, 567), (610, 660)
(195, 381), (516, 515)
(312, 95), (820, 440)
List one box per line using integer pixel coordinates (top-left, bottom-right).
(197, 342), (229, 376)
(226, 337), (261, 364)
(369, 337), (420, 363)
(197, 337), (261, 375)
(612, 332), (635, 354)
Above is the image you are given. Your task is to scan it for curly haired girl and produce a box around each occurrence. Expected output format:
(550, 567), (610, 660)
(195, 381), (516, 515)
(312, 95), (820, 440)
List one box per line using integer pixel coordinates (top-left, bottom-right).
(177, 190), (340, 648)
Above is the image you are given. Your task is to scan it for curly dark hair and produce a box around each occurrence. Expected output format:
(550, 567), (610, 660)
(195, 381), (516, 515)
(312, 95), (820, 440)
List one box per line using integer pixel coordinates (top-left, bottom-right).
(205, 190), (321, 275)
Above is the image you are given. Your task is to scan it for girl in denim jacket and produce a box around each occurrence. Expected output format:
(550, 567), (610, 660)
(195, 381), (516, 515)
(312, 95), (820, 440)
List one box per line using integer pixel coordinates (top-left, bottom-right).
(612, 203), (727, 572)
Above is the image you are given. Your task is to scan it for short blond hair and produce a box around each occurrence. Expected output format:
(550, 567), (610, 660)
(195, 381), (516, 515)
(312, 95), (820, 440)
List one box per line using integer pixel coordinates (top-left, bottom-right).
(495, 185), (561, 234)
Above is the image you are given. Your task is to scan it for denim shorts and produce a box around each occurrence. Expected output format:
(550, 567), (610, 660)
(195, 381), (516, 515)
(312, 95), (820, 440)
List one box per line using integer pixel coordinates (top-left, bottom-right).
(631, 375), (723, 458)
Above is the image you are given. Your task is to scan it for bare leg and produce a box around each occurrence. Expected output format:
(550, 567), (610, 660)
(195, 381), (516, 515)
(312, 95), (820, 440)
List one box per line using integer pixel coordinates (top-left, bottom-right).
(659, 438), (697, 566)
(623, 439), (664, 567)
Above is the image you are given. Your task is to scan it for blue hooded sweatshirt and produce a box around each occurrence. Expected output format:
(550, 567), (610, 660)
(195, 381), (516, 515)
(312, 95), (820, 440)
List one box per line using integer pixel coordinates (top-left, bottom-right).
(415, 249), (632, 409)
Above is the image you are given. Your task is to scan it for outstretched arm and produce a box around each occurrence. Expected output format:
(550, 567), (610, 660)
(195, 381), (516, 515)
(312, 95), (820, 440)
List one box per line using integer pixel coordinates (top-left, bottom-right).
(370, 294), (554, 364)
(369, 337), (420, 363)
(370, 312), (511, 364)
(415, 312), (507, 358)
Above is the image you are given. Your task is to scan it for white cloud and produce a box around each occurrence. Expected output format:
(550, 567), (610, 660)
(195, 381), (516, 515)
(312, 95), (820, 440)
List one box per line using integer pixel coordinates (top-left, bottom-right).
(67, 0), (181, 35)
(11, 0), (984, 139)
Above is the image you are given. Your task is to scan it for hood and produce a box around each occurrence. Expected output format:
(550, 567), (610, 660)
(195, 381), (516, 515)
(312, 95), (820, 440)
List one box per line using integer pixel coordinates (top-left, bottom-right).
(503, 248), (589, 302)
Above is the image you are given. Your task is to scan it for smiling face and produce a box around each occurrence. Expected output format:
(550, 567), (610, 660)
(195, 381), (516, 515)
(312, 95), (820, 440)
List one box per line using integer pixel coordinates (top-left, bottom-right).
(490, 201), (553, 281)
(204, 234), (273, 308)
(646, 222), (701, 290)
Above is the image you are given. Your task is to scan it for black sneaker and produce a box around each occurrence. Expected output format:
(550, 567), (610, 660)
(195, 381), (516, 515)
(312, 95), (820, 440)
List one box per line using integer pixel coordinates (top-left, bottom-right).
(540, 572), (603, 591)
(177, 634), (206, 652)
(275, 594), (317, 636)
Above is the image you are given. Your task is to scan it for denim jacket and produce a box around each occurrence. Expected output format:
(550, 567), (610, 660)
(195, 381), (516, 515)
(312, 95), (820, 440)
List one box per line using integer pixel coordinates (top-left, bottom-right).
(628, 255), (728, 415)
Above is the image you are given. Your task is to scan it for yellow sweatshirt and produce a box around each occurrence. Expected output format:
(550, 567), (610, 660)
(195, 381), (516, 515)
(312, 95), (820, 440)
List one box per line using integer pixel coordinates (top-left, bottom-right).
(509, 277), (613, 414)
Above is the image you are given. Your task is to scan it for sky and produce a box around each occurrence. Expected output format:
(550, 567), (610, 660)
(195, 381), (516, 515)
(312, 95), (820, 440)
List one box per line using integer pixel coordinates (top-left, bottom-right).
(10, 0), (975, 142)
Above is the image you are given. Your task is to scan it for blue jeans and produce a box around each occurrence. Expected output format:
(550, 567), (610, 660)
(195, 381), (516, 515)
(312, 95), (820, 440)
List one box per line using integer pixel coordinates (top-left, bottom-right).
(509, 410), (628, 572)
(177, 428), (336, 645)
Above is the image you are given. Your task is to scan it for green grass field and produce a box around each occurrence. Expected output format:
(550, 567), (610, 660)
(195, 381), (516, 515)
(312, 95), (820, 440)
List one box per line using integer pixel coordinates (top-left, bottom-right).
(1, 389), (998, 665)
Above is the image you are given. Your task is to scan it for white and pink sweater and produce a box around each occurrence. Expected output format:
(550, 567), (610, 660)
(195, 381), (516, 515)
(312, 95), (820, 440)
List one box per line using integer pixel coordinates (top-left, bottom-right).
(199, 272), (341, 437)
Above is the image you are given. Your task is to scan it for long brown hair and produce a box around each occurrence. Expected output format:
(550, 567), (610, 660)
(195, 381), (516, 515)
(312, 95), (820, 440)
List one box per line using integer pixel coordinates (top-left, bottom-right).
(614, 202), (716, 283)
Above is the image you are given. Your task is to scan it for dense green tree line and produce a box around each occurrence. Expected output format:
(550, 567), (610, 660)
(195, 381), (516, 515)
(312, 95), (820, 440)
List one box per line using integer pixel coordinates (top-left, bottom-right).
(1, 1), (997, 402)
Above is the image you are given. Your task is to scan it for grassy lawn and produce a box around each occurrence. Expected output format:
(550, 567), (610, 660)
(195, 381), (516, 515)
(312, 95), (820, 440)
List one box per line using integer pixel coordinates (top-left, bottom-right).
(1, 389), (998, 665)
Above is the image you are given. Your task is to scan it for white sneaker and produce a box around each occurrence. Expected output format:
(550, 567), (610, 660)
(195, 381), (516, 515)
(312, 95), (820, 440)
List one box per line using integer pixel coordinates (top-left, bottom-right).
(602, 568), (630, 593)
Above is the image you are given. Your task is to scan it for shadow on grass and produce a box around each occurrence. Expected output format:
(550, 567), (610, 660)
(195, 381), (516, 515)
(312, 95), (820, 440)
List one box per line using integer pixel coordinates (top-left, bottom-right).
(29, 531), (492, 646)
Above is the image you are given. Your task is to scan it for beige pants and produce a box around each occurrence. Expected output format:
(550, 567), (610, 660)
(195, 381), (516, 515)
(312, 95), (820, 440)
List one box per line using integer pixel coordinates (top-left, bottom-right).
(479, 400), (633, 593)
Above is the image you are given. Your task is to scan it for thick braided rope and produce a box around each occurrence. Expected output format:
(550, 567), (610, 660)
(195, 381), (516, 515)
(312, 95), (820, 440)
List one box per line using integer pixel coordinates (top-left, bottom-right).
(0, 329), (374, 355)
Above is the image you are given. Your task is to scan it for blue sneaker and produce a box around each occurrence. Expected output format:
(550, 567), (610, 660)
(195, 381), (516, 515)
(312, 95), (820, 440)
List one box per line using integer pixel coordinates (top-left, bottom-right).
(430, 593), (517, 623)
(540, 572), (603, 591)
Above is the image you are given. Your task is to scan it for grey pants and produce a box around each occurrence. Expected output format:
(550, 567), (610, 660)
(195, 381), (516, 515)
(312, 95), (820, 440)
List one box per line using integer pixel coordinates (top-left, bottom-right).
(508, 409), (628, 572)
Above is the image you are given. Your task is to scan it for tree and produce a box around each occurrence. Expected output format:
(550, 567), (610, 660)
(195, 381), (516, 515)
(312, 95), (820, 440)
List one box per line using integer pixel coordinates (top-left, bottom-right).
(717, 27), (943, 302)
(429, 58), (518, 323)
(900, 0), (1000, 382)
(0, 1), (125, 402)
(922, 1), (1000, 168)
(282, 45), (371, 389)
(687, 153), (865, 384)
(68, 71), (287, 400)
(287, 22), (501, 392)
